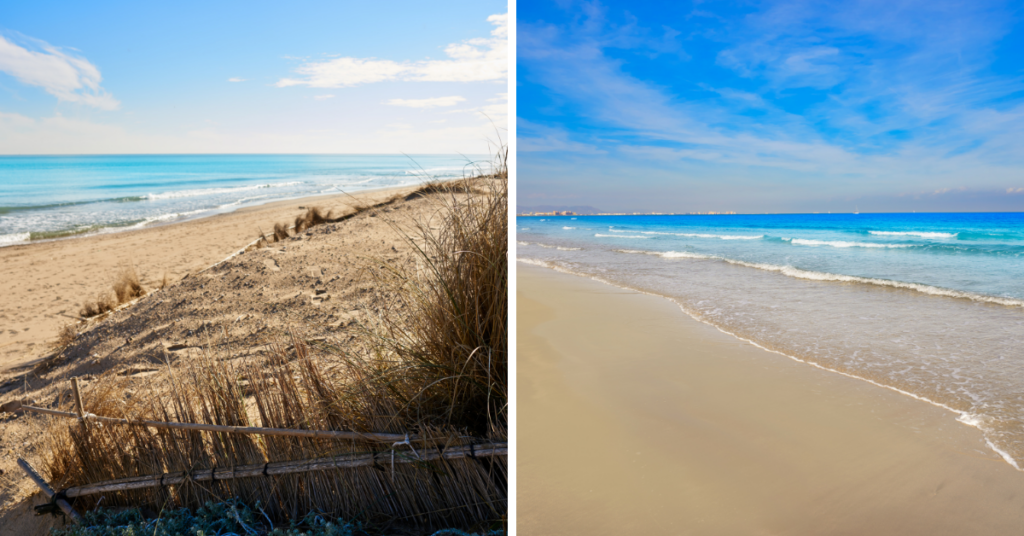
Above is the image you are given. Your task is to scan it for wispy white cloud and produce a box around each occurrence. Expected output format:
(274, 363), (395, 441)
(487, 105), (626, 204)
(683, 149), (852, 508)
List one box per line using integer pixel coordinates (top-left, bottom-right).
(385, 95), (465, 108)
(227, 77), (246, 82)
(313, 94), (335, 100)
(517, 118), (605, 154)
(0, 33), (118, 110)
(276, 14), (507, 88)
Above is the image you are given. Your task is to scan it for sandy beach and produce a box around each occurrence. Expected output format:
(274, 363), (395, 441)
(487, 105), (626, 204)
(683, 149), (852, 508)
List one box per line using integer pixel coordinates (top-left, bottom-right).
(0, 186), (417, 371)
(518, 263), (1024, 535)
(0, 182), (469, 533)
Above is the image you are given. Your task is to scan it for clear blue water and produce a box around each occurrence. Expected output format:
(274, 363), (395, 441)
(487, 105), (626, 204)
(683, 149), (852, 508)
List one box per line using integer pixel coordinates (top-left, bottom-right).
(518, 213), (1024, 468)
(522, 213), (1024, 303)
(0, 154), (484, 245)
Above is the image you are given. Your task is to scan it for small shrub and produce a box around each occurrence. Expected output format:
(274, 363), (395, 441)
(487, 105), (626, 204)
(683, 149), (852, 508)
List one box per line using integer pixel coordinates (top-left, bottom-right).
(47, 500), (363, 536)
(50, 322), (77, 352)
(80, 291), (117, 318)
(112, 265), (145, 303)
(273, 222), (290, 241)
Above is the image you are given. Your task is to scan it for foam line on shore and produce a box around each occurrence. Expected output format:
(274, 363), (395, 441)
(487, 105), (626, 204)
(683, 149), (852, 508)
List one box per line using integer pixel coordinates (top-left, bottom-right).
(608, 229), (763, 240)
(519, 241), (581, 251)
(869, 231), (958, 239)
(517, 257), (1023, 472)
(612, 248), (1024, 308)
(787, 238), (913, 248)
(0, 181), (425, 249)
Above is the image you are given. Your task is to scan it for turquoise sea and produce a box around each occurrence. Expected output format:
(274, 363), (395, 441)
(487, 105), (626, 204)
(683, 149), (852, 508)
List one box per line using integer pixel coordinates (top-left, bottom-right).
(0, 154), (482, 246)
(518, 213), (1024, 468)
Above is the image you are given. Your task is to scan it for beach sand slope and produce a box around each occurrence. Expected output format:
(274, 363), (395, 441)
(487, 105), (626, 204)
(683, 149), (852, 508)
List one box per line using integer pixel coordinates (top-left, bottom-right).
(0, 185), (459, 533)
(0, 187), (416, 371)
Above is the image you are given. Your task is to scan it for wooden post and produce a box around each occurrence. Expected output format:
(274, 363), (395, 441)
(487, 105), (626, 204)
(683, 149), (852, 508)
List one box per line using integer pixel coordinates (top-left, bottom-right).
(17, 458), (82, 523)
(70, 378), (84, 421)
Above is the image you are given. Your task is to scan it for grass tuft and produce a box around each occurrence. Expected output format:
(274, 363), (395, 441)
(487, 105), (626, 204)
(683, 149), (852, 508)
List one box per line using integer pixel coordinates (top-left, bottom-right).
(80, 265), (147, 318)
(49, 322), (78, 353)
(364, 158), (507, 437)
(79, 290), (117, 318)
(113, 264), (145, 303)
(273, 223), (291, 242)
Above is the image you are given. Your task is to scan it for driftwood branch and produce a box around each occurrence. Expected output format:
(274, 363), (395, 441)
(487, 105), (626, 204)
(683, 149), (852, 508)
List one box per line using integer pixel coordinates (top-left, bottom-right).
(6, 404), (406, 442)
(64, 443), (507, 498)
(17, 458), (83, 523)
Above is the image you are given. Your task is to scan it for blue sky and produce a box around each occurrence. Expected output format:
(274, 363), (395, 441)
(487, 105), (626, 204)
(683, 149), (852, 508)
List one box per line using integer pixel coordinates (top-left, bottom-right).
(518, 0), (1024, 213)
(0, 1), (507, 154)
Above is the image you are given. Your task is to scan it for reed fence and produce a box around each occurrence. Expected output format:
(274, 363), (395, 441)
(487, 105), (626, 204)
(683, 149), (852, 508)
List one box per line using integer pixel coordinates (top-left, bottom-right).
(5, 378), (506, 527)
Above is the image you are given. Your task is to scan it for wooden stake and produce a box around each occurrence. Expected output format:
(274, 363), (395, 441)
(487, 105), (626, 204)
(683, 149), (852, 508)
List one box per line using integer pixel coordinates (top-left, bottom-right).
(63, 443), (506, 498)
(17, 458), (82, 523)
(70, 378), (84, 421)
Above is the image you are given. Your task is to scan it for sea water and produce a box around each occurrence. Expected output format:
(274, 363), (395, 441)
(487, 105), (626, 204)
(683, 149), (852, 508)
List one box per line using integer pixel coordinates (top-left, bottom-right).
(0, 154), (483, 246)
(518, 213), (1024, 468)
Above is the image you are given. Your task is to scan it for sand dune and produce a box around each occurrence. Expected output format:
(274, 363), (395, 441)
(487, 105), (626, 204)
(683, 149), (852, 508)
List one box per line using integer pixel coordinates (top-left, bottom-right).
(0, 184), (448, 532)
(0, 186), (417, 372)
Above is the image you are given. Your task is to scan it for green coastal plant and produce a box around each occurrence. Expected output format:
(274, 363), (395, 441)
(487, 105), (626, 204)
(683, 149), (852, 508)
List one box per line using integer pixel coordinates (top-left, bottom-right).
(48, 500), (361, 536)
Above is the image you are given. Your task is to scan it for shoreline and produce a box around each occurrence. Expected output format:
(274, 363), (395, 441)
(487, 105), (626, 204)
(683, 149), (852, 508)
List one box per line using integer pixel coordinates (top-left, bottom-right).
(0, 182), (424, 250)
(518, 262), (1024, 534)
(0, 183), (423, 371)
(518, 256), (1022, 471)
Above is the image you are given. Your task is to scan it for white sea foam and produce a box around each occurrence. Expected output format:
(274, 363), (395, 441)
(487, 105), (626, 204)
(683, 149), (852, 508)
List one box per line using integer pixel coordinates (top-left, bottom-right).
(517, 241), (531, 246)
(595, 233), (647, 238)
(517, 257), (556, 269)
(614, 248), (1024, 307)
(563, 226), (576, 230)
(869, 231), (958, 239)
(660, 251), (715, 259)
(0, 232), (30, 247)
(609, 229), (762, 240)
(216, 194), (270, 210)
(664, 232), (762, 240)
(533, 242), (582, 251)
(789, 238), (912, 249)
(141, 208), (211, 225)
(614, 249), (714, 260)
(145, 181), (304, 201)
(520, 227), (530, 230)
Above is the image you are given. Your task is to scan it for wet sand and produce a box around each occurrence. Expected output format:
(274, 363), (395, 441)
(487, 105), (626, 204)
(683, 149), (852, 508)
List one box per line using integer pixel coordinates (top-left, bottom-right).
(518, 263), (1024, 535)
